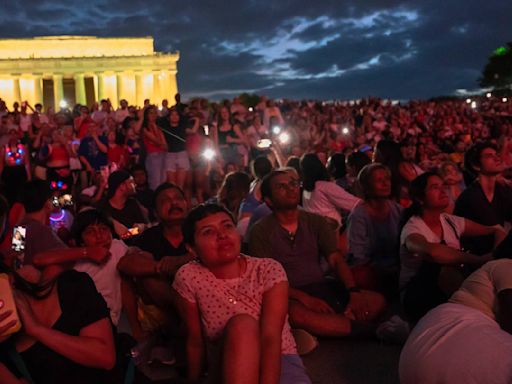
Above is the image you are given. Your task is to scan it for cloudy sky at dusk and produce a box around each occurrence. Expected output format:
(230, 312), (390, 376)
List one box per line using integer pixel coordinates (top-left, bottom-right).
(1, 0), (510, 101)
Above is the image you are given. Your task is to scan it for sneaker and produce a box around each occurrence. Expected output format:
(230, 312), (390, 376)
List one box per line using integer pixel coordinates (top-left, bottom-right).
(292, 329), (319, 355)
(376, 315), (410, 345)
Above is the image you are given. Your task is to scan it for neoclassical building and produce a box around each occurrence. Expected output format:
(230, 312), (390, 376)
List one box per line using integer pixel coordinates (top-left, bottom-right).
(0, 36), (179, 110)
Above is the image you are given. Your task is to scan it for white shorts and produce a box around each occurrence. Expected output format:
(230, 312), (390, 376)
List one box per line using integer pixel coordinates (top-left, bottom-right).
(165, 151), (190, 172)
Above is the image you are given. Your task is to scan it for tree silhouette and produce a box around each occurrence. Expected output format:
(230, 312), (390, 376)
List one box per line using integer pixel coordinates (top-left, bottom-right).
(480, 42), (512, 90)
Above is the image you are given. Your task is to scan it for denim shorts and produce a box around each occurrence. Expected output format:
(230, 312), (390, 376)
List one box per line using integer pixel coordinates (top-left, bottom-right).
(165, 151), (190, 172)
(280, 354), (311, 384)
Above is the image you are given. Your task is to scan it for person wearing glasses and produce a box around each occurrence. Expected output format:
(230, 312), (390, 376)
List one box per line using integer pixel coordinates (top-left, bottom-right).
(248, 169), (399, 342)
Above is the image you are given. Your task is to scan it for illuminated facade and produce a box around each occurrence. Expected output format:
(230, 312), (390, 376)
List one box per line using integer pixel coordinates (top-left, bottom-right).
(0, 36), (179, 109)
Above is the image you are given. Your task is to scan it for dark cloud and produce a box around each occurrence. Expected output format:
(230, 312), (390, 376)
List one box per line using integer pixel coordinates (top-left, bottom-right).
(0, 0), (510, 100)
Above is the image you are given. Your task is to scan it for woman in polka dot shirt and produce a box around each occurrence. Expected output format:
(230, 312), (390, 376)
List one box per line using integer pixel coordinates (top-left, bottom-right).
(173, 203), (311, 384)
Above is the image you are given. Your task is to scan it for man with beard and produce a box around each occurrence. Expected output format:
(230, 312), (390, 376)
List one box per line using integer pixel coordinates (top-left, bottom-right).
(117, 183), (194, 335)
(102, 170), (149, 232)
(248, 169), (389, 341)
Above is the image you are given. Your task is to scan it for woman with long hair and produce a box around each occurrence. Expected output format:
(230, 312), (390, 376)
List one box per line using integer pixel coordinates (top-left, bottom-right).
(399, 172), (506, 322)
(214, 171), (251, 220)
(300, 153), (360, 229)
(140, 105), (167, 190)
(212, 106), (245, 169)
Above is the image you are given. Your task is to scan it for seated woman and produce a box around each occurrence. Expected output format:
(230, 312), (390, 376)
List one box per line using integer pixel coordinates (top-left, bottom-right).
(207, 171), (251, 220)
(400, 259), (512, 384)
(173, 204), (311, 384)
(300, 153), (360, 230)
(347, 163), (403, 295)
(438, 161), (465, 214)
(400, 172), (506, 322)
(0, 198), (115, 383)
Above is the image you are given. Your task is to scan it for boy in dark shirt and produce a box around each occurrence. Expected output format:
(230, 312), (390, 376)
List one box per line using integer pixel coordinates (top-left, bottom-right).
(454, 142), (512, 255)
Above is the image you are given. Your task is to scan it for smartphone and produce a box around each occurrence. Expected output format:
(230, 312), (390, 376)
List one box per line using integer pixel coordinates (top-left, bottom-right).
(0, 274), (22, 337)
(11, 226), (26, 252)
(128, 227), (140, 236)
(256, 139), (272, 149)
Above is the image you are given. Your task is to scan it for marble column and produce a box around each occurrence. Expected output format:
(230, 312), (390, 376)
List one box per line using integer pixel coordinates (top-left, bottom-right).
(116, 73), (125, 104)
(135, 72), (143, 107)
(74, 74), (86, 106)
(97, 73), (105, 101)
(158, 71), (169, 102)
(153, 72), (162, 105)
(52, 74), (64, 110)
(33, 76), (42, 105)
(168, 70), (178, 101)
(12, 77), (21, 104)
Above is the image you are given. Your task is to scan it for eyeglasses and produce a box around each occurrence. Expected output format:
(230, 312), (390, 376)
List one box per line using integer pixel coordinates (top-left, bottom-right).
(274, 179), (301, 191)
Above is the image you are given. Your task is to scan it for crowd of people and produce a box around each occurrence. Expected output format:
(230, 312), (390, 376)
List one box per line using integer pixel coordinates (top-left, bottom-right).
(0, 92), (511, 383)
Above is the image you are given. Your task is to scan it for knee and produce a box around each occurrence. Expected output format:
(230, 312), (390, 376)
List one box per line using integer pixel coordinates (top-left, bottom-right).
(225, 314), (259, 339)
(366, 291), (387, 319)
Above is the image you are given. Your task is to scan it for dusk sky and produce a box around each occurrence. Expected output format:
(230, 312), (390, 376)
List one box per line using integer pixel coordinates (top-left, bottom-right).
(1, 0), (510, 101)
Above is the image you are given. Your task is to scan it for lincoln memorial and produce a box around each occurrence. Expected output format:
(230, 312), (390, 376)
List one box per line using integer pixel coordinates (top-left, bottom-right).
(0, 36), (179, 109)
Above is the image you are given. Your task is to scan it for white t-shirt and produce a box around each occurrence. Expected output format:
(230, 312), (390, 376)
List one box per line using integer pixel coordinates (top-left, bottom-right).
(399, 213), (465, 288)
(450, 259), (512, 320)
(173, 256), (296, 354)
(302, 181), (360, 226)
(115, 108), (129, 124)
(74, 239), (128, 325)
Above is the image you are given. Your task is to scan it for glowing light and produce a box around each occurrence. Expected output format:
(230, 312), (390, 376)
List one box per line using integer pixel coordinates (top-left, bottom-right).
(59, 100), (68, 109)
(503, 98), (508, 103)
(494, 46), (508, 56)
(272, 126), (281, 135)
(486, 92), (492, 98)
(342, 127), (350, 135)
(248, 107), (254, 112)
(50, 210), (66, 222)
(465, 98), (471, 104)
(202, 148), (215, 160)
(278, 132), (290, 144)
(471, 101), (477, 109)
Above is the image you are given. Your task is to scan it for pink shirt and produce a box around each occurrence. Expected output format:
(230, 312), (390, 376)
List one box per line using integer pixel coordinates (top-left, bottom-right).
(173, 256), (297, 354)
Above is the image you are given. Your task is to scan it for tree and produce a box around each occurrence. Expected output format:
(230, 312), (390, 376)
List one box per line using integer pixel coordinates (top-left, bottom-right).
(479, 42), (512, 90)
(238, 93), (260, 108)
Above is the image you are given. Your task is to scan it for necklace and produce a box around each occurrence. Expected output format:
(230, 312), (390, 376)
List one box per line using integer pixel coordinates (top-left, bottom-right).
(227, 257), (243, 305)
